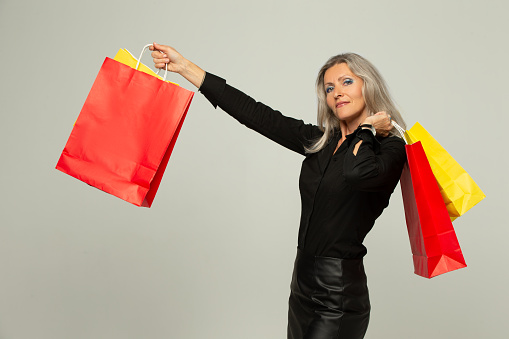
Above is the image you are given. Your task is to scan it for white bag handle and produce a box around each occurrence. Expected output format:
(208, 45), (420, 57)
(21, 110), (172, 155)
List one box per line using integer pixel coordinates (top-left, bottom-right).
(392, 121), (407, 144)
(136, 44), (168, 81)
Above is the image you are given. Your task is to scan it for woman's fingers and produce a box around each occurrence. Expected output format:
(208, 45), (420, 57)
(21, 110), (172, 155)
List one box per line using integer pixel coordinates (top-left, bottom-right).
(149, 42), (186, 72)
(370, 111), (394, 137)
(152, 55), (170, 69)
(375, 112), (391, 124)
(151, 50), (165, 58)
(153, 56), (169, 64)
(152, 42), (165, 50)
(152, 42), (174, 56)
(375, 111), (390, 120)
(150, 43), (170, 69)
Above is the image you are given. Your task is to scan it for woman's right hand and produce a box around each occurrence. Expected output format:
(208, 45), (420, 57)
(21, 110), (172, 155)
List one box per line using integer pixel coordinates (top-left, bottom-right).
(149, 42), (205, 88)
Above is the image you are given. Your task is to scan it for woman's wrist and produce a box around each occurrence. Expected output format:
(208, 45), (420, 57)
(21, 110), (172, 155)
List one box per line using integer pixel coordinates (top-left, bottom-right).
(359, 123), (376, 136)
(361, 116), (374, 126)
(180, 59), (206, 89)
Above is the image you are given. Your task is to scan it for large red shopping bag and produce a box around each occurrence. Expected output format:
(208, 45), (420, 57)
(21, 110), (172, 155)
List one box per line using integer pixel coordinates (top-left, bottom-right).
(400, 141), (467, 278)
(56, 46), (193, 207)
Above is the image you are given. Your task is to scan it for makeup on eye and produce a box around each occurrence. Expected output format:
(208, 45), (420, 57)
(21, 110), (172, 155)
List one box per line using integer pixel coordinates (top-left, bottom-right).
(324, 78), (355, 94)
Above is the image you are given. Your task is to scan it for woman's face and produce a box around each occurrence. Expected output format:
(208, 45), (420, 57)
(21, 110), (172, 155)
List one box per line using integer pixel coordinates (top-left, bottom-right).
(324, 63), (368, 124)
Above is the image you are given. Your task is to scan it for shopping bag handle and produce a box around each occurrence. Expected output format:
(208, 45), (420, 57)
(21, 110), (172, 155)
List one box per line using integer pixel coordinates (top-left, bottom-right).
(136, 44), (168, 81)
(392, 121), (407, 143)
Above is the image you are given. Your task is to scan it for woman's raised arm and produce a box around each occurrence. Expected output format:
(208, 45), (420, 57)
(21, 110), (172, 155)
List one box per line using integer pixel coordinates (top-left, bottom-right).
(149, 42), (205, 88)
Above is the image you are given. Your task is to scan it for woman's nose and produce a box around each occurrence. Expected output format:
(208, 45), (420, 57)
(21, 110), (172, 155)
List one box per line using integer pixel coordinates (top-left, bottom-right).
(334, 89), (343, 98)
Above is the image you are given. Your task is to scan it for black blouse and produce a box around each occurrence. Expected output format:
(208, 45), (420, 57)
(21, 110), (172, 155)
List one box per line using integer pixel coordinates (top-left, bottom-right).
(199, 72), (406, 259)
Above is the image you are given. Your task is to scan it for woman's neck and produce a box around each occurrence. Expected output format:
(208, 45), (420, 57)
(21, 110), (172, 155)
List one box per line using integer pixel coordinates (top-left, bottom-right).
(339, 114), (368, 139)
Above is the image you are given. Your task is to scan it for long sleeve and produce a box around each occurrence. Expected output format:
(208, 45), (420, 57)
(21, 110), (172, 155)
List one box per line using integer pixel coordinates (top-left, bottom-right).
(199, 72), (322, 156)
(199, 73), (406, 259)
(343, 129), (406, 192)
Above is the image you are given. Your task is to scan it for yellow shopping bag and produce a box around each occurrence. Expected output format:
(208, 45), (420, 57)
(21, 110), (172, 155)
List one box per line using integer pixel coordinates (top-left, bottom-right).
(404, 122), (485, 221)
(113, 48), (178, 85)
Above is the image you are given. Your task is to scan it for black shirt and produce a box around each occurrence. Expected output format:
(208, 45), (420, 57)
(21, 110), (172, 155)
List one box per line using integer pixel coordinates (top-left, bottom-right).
(199, 72), (406, 259)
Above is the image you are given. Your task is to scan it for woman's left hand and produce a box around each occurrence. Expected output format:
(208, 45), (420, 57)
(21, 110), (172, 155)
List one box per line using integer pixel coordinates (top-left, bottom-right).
(362, 112), (393, 137)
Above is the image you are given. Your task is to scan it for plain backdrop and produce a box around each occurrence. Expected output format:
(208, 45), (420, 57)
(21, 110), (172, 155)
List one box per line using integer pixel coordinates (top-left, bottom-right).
(1, 0), (507, 338)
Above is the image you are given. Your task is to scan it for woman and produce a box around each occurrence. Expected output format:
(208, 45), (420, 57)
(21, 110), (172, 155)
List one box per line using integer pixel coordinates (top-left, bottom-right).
(150, 42), (406, 339)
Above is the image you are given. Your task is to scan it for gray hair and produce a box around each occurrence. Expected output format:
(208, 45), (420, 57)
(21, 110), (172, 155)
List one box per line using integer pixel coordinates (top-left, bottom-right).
(306, 53), (406, 153)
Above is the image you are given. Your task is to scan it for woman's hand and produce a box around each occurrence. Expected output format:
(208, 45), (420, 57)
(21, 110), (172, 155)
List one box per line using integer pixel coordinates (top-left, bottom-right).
(362, 111), (393, 137)
(150, 42), (186, 74)
(149, 42), (205, 88)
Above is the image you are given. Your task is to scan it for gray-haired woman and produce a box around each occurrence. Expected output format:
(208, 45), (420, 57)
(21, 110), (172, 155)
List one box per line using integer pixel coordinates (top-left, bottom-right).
(150, 42), (406, 339)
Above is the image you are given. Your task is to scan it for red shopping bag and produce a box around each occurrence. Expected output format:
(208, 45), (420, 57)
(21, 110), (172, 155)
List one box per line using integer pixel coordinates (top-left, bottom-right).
(400, 141), (467, 278)
(56, 49), (193, 207)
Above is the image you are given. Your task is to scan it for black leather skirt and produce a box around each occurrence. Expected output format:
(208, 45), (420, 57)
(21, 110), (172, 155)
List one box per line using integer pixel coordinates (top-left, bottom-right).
(287, 248), (370, 339)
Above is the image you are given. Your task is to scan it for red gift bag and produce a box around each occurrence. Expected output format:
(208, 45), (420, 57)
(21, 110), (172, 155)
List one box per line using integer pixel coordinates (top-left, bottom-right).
(56, 46), (194, 207)
(400, 141), (467, 278)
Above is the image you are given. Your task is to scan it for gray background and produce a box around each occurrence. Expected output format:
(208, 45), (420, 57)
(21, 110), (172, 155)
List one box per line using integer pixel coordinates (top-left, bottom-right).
(1, 0), (507, 338)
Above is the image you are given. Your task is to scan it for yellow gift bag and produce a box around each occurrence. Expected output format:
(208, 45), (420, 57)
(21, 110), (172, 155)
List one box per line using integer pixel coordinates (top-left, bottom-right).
(403, 122), (485, 221)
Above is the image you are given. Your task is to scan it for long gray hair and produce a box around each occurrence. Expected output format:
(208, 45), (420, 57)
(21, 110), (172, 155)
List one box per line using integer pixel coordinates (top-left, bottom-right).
(306, 53), (406, 153)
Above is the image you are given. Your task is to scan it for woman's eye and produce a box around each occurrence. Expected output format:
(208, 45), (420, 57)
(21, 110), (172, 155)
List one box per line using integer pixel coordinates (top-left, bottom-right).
(343, 79), (353, 86)
(325, 86), (334, 94)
